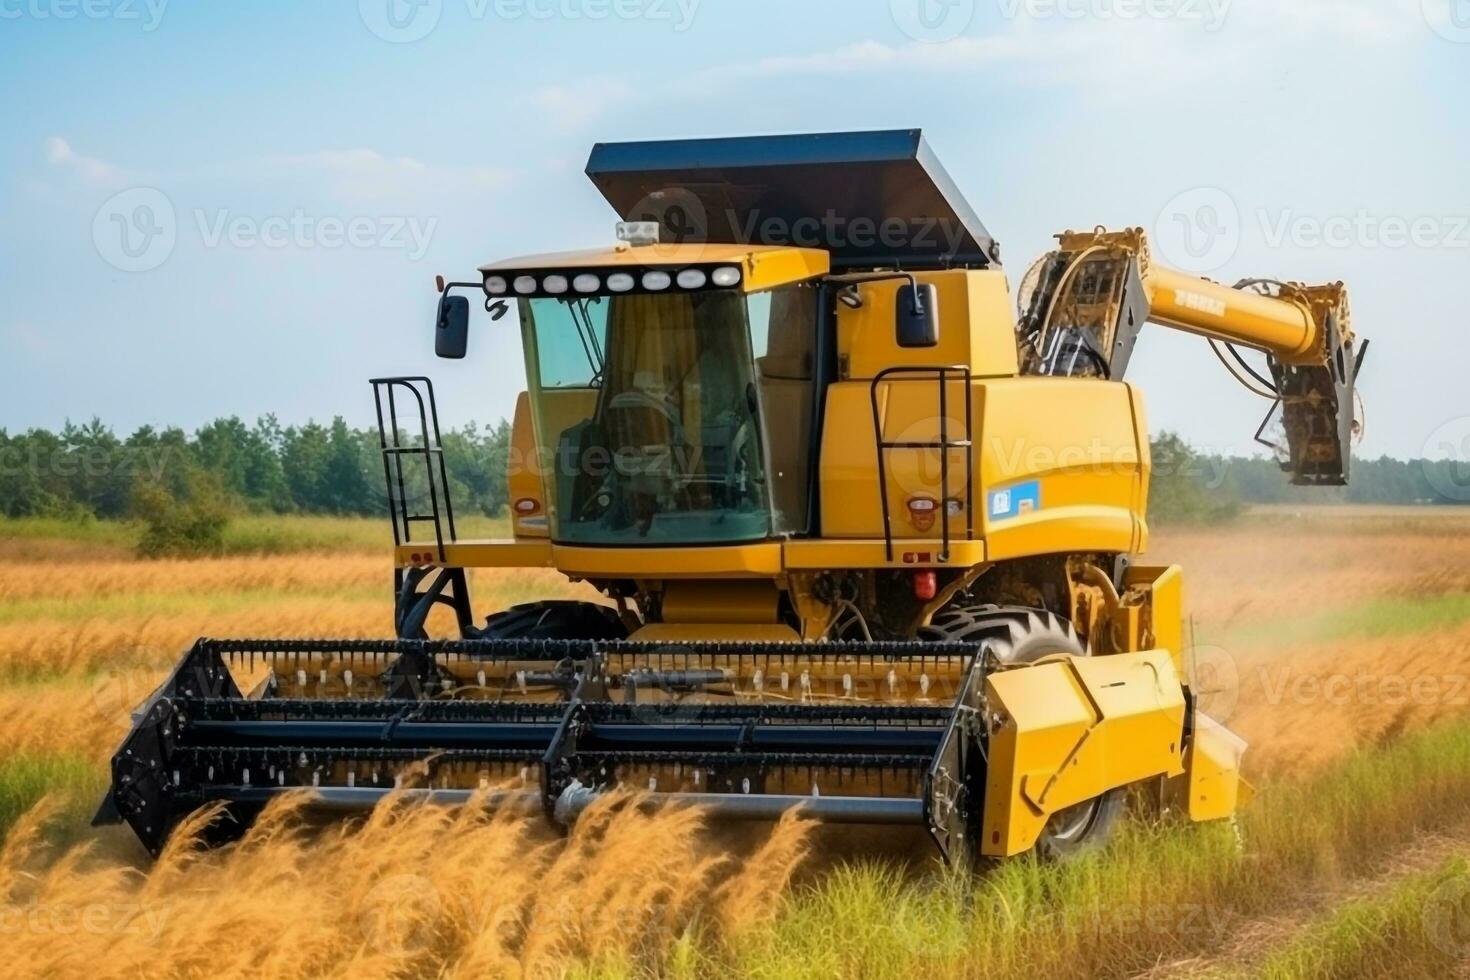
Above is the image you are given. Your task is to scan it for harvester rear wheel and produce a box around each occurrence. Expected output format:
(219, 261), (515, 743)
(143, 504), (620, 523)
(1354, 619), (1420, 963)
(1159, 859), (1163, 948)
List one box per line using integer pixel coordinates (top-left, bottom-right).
(918, 604), (1125, 860)
(477, 601), (628, 641)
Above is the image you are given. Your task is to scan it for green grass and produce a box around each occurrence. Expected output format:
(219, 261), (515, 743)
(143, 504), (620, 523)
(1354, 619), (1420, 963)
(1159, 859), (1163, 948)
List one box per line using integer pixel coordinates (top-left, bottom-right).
(1252, 857), (1469, 979)
(1210, 591), (1470, 652)
(0, 514), (512, 557)
(0, 516), (138, 550)
(0, 753), (108, 841)
(581, 717), (1470, 979)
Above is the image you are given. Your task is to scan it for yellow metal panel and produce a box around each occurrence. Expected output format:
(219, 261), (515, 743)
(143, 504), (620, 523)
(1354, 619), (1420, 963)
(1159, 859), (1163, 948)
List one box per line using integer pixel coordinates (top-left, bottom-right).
(836, 269), (1018, 381)
(395, 540), (554, 569)
(1177, 712), (1251, 822)
(552, 543), (785, 578)
(783, 539), (988, 570)
(818, 379), (977, 540)
(1126, 565), (1185, 675)
(979, 377), (1145, 559)
(819, 375), (1145, 561)
(982, 650), (1187, 857)
(508, 392), (548, 539)
(983, 509), (1138, 562)
(744, 247), (831, 292)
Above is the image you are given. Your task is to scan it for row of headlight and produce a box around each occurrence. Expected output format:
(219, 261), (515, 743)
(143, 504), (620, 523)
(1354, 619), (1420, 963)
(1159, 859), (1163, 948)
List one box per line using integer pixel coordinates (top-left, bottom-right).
(484, 265), (743, 297)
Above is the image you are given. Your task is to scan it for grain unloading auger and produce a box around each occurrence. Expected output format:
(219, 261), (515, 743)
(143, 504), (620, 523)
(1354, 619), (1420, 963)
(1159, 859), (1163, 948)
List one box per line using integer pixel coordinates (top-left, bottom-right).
(99, 130), (1366, 864)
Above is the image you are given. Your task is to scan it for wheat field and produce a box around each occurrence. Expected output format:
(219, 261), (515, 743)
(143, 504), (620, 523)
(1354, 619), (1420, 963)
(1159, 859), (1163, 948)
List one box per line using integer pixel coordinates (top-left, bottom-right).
(0, 510), (1469, 978)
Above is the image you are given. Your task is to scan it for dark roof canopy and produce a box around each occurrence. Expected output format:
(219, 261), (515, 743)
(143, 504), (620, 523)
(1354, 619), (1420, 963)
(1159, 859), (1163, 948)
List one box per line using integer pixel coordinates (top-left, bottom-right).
(585, 129), (999, 270)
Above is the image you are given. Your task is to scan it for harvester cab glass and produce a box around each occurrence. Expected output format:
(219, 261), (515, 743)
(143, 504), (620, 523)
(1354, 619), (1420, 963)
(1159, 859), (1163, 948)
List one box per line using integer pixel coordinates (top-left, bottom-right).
(521, 282), (817, 544)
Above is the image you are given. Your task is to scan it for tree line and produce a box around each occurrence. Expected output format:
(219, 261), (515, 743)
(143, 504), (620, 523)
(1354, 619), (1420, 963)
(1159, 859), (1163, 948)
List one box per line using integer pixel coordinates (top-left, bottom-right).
(0, 417), (512, 523)
(0, 419), (1464, 532)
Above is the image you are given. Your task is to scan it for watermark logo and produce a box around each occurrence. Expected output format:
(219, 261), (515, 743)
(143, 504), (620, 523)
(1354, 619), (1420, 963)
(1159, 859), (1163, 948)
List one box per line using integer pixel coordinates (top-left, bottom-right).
(1188, 643), (1240, 722)
(92, 187), (177, 273)
(626, 186), (710, 262)
(891, 0), (975, 42)
(1423, 417), (1470, 503)
(92, 188), (438, 272)
(1259, 209), (1470, 251)
(996, 0), (1229, 31)
(1424, 875), (1470, 957)
(359, 0), (699, 42)
(0, 0), (169, 31)
(1423, 0), (1470, 43)
(359, 0), (442, 43)
(194, 209), (437, 261)
(1155, 186), (1240, 273)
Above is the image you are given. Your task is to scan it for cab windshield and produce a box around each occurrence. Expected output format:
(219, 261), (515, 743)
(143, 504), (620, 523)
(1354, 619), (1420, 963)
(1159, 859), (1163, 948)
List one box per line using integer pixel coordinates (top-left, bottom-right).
(521, 285), (816, 546)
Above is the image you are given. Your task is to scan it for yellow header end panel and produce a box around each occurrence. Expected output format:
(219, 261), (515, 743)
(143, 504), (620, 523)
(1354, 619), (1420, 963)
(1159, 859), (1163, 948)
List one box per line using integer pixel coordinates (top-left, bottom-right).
(1173, 712), (1251, 822)
(982, 650), (1187, 857)
(836, 269), (1018, 381)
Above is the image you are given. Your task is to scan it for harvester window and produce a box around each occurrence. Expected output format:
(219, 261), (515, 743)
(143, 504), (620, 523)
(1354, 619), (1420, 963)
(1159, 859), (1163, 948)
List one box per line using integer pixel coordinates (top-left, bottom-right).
(749, 284), (818, 533)
(521, 287), (814, 545)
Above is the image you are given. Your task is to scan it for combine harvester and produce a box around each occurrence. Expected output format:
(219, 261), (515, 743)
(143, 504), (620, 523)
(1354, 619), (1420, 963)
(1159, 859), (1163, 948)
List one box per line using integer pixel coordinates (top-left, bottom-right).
(99, 131), (1366, 864)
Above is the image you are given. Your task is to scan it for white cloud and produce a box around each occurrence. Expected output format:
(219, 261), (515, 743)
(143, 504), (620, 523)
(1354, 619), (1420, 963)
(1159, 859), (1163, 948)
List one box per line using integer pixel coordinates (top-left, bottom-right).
(43, 137), (123, 185)
(533, 77), (636, 130)
(677, 0), (1425, 99)
(250, 148), (510, 202)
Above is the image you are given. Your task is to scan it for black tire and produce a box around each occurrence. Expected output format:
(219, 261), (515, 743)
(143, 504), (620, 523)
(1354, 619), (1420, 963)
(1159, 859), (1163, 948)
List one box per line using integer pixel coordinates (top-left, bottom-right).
(477, 601), (628, 641)
(919, 604), (1125, 860)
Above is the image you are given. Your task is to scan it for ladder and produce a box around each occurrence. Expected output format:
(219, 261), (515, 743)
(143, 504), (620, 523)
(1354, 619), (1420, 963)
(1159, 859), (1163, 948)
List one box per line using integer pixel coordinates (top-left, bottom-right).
(371, 376), (457, 563)
(868, 366), (975, 563)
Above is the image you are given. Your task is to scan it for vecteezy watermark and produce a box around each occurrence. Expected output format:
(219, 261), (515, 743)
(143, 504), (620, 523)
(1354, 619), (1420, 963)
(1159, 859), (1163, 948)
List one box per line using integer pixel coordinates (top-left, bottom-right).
(624, 185), (977, 264)
(1422, 417), (1470, 503)
(1258, 209), (1470, 251)
(93, 187), (177, 273)
(995, 0), (1230, 32)
(1423, 874), (1470, 957)
(358, 0), (699, 43)
(890, 0), (976, 42)
(92, 188), (439, 271)
(358, 0), (441, 42)
(0, 901), (168, 937)
(1188, 644), (1241, 722)
(195, 209), (437, 261)
(1155, 191), (1470, 272)
(1154, 186), (1242, 273)
(1422, 0), (1470, 43)
(0, 0), (168, 31)
(1253, 668), (1470, 711)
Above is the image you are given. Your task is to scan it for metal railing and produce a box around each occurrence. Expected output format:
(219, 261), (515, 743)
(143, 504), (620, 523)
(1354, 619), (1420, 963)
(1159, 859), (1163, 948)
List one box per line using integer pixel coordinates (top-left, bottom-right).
(868, 365), (975, 563)
(371, 376), (457, 563)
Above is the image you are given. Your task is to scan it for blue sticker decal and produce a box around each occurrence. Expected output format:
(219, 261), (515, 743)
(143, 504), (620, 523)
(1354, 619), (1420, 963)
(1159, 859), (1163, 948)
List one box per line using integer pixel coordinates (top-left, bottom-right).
(988, 481), (1041, 521)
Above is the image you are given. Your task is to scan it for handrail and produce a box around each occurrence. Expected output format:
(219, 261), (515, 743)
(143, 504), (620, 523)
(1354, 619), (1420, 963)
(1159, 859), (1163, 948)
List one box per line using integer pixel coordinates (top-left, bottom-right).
(371, 377), (457, 563)
(868, 365), (975, 563)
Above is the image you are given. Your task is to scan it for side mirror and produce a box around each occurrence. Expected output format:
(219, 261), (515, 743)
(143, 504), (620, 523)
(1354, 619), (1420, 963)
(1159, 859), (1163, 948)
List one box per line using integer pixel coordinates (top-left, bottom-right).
(435, 295), (470, 359)
(896, 283), (939, 348)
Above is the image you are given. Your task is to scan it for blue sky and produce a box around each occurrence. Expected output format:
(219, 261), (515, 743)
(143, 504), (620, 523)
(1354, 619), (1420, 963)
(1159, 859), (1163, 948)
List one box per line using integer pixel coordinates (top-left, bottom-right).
(2, 0), (1467, 459)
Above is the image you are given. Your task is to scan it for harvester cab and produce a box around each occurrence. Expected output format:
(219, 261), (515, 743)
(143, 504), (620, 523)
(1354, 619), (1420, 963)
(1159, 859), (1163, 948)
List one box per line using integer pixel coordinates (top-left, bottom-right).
(99, 130), (1366, 866)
